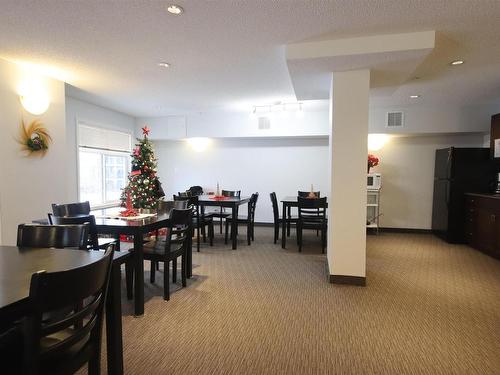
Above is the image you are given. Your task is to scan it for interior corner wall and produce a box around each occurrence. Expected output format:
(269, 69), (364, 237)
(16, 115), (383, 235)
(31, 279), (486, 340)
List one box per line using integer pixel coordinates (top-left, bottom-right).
(65, 96), (136, 201)
(372, 133), (485, 229)
(0, 58), (68, 245)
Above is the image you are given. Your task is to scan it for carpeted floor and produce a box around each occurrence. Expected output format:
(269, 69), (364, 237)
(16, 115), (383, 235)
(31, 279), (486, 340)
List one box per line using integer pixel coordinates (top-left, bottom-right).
(96, 227), (500, 374)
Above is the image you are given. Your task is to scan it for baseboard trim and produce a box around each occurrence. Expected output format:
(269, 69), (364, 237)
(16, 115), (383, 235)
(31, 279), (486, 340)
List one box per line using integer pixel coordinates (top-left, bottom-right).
(379, 227), (432, 234)
(329, 274), (366, 286)
(254, 222), (275, 227)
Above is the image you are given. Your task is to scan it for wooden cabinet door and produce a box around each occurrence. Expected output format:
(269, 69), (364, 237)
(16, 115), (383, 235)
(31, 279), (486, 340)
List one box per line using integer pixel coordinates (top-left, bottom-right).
(475, 208), (496, 254)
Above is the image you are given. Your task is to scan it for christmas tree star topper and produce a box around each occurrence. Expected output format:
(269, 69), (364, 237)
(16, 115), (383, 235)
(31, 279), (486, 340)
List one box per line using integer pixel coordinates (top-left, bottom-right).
(142, 126), (150, 136)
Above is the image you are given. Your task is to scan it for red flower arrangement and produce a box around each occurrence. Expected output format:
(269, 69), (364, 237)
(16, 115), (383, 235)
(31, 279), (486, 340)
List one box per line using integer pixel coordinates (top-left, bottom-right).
(368, 154), (379, 173)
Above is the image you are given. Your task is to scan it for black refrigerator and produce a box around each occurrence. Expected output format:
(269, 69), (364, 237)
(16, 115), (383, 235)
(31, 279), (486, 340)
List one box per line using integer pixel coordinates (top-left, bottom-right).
(432, 147), (495, 243)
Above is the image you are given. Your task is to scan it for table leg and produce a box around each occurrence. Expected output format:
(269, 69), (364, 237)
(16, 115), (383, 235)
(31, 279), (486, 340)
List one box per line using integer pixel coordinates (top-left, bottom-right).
(231, 205), (238, 250)
(282, 202), (287, 249)
(106, 262), (124, 375)
(187, 229), (193, 278)
(133, 234), (144, 316)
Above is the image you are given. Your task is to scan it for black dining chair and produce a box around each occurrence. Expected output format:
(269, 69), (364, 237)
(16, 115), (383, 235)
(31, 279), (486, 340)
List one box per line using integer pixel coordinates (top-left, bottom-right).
(51, 201), (91, 216)
(178, 191), (192, 198)
(49, 215), (133, 301)
(17, 224), (90, 250)
(270, 192), (283, 244)
(22, 246), (114, 375)
(173, 195), (214, 251)
(298, 191), (321, 236)
(143, 208), (192, 300)
(211, 190), (241, 233)
(224, 193), (259, 246)
(188, 186), (204, 196)
(297, 197), (328, 253)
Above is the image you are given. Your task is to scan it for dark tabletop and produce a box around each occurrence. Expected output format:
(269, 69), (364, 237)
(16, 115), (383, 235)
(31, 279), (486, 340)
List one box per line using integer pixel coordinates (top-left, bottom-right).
(0, 246), (104, 320)
(197, 195), (251, 205)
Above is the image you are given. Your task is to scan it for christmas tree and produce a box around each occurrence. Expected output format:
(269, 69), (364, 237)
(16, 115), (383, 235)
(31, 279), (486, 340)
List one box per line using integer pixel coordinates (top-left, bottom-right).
(120, 126), (164, 209)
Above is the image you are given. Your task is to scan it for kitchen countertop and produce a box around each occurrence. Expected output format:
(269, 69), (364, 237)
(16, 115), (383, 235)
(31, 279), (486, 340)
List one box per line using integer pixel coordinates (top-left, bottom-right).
(465, 192), (500, 200)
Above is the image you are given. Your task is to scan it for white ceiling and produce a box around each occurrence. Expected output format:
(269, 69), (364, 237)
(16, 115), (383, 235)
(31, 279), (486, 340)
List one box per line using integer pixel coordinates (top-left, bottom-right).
(1, 0), (500, 117)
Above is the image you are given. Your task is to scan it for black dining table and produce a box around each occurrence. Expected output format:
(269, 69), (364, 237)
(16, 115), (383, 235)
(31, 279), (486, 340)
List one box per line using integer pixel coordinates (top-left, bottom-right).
(280, 196), (328, 249)
(0, 245), (125, 375)
(92, 208), (173, 317)
(197, 195), (251, 250)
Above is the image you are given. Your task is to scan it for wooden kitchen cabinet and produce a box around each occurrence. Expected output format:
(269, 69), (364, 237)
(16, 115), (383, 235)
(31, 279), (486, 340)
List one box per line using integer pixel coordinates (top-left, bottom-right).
(465, 193), (500, 259)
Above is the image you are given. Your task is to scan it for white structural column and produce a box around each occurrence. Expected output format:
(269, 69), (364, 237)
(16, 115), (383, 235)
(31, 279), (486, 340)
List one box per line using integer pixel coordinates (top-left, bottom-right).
(327, 69), (370, 285)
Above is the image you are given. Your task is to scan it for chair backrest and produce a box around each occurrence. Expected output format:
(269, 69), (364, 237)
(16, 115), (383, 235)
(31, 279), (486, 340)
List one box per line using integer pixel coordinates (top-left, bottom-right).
(222, 190), (241, 198)
(173, 195), (199, 221)
(297, 197), (327, 220)
(298, 191), (320, 198)
(270, 192), (279, 223)
(178, 191), (192, 198)
(17, 224), (89, 250)
(51, 201), (91, 217)
(23, 247), (114, 374)
(188, 186), (204, 196)
(50, 215), (99, 250)
(166, 208), (192, 255)
(248, 193), (259, 221)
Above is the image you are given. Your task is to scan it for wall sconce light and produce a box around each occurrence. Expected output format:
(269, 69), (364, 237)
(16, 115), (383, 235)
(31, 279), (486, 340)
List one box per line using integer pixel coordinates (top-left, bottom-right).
(186, 137), (211, 152)
(368, 134), (390, 151)
(19, 82), (50, 115)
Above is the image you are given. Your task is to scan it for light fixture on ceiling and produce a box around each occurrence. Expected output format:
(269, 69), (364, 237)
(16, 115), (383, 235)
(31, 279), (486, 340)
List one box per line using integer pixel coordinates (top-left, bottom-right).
(167, 4), (184, 15)
(450, 60), (464, 66)
(410, 95), (420, 99)
(251, 102), (303, 115)
(158, 62), (170, 68)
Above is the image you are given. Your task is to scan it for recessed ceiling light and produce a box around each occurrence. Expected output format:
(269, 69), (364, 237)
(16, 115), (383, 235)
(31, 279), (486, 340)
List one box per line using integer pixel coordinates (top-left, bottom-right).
(450, 60), (464, 66)
(410, 95), (420, 99)
(167, 4), (184, 15)
(158, 62), (170, 68)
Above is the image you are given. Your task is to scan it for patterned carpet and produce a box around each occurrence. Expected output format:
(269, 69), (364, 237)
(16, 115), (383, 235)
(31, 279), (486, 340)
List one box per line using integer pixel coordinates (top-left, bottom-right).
(97, 227), (500, 374)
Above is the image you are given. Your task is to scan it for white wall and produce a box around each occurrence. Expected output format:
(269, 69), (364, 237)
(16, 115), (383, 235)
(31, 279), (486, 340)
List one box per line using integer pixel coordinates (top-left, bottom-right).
(0, 58), (68, 245)
(65, 95), (136, 200)
(154, 138), (329, 222)
(153, 132), (485, 230)
(373, 133), (485, 229)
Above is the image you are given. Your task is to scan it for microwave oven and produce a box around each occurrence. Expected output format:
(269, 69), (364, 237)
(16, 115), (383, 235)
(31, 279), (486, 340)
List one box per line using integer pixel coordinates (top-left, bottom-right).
(367, 173), (381, 189)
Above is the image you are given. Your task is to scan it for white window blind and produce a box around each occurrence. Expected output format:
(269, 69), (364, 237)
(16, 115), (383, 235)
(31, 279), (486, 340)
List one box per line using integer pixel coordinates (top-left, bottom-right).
(78, 124), (131, 152)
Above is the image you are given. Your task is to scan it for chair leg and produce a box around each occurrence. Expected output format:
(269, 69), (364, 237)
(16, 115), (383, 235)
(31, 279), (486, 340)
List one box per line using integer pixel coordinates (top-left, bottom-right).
(181, 254), (187, 287)
(125, 260), (133, 300)
(321, 227), (326, 254)
(298, 226), (302, 252)
(172, 258), (177, 283)
(224, 219), (229, 244)
(150, 260), (156, 283)
(247, 222), (251, 246)
(274, 223), (278, 244)
(88, 352), (100, 375)
(201, 222), (207, 242)
(219, 208), (223, 233)
(251, 222), (255, 241)
(164, 259), (170, 301)
(209, 222), (214, 246)
(156, 261), (159, 270)
(197, 226), (200, 253)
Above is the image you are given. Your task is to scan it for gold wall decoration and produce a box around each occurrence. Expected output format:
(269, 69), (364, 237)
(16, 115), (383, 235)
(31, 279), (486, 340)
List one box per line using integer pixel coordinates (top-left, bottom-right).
(18, 119), (52, 156)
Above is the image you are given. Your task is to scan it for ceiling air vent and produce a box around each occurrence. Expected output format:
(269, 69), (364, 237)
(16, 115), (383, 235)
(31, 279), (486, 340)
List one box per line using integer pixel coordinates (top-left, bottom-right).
(386, 111), (404, 128)
(258, 116), (271, 130)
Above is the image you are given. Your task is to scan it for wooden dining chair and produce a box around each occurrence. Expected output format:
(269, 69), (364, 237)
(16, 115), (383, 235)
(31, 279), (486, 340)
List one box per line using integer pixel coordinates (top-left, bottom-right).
(225, 192), (259, 246)
(211, 190), (241, 233)
(143, 208), (192, 300)
(188, 186), (204, 196)
(173, 195), (214, 251)
(49, 215), (133, 300)
(298, 191), (321, 236)
(22, 247), (114, 375)
(51, 201), (91, 216)
(297, 197), (328, 253)
(270, 192), (282, 244)
(17, 224), (90, 250)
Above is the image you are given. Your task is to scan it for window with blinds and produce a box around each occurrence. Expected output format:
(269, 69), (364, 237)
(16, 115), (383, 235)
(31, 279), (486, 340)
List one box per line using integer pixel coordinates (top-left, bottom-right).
(77, 123), (132, 207)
